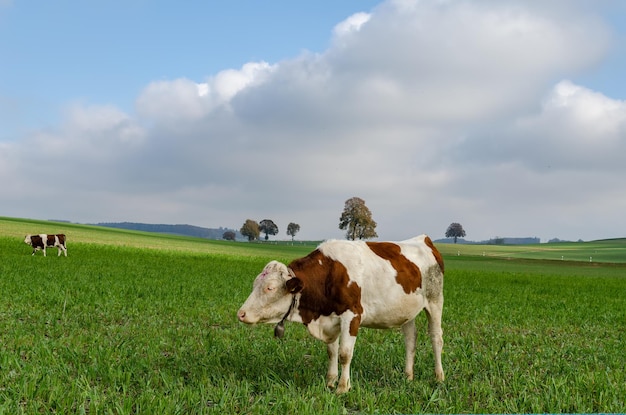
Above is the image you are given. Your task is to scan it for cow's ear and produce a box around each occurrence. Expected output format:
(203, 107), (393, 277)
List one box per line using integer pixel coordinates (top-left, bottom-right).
(285, 277), (303, 294)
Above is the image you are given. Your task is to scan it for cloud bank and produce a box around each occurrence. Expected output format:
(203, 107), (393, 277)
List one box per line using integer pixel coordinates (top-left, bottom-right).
(2, 0), (623, 242)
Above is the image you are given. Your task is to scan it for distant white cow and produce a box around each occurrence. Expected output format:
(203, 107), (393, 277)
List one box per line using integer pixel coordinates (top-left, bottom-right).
(24, 234), (67, 257)
(238, 234), (444, 393)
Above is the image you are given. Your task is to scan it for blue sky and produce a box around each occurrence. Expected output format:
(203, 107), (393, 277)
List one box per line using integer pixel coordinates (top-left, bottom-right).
(2, 0), (626, 242)
(1, 1), (380, 137)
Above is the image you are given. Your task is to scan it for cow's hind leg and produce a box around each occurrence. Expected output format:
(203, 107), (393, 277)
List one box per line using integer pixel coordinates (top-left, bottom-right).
(425, 302), (445, 381)
(401, 319), (417, 380)
(326, 339), (339, 388)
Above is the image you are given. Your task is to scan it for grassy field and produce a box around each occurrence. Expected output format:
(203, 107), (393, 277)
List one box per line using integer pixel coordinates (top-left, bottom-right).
(0, 217), (625, 413)
(439, 238), (626, 264)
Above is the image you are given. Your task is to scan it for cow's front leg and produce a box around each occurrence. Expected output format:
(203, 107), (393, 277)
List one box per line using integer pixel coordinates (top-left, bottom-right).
(326, 339), (339, 388)
(306, 317), (341, 390)
(402, 319), (417, 380)
(336, 312), (360, 394)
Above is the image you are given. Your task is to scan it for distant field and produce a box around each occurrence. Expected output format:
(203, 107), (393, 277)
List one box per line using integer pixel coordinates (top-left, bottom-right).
(0, 217), (624, 413)
(438, 239), (626, 263)
(1, 216), (317, 260)
(4, 216), (625, 263)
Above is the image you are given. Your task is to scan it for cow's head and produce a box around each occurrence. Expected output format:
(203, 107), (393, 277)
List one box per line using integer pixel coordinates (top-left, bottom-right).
(237, 260), (303, 325)
(24, 235), (32, 245)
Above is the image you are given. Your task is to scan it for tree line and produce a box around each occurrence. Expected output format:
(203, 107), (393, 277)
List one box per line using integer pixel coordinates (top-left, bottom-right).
(232, 197), (379, 242)
(230, 219), (301, 242)
(230, 196), (467, 243)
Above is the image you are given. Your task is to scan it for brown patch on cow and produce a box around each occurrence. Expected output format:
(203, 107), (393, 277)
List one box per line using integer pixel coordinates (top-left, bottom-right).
(366, 242), (421, 294)
(288, 249), (363, 326)
(349, 314), (361, 337)
(30, 235), (44, 248)
(57, 234), (66, 246)
(424, 236), (444, 273)
(46, 235), (56, 246)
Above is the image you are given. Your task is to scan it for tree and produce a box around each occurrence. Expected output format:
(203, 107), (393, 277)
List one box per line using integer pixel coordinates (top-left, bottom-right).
(240, 219), (260, 241)
(222, 230), (236, 241)
(286, 222), (300, 241)
(339, 197), (378, 240)
(445, 222), (466, 243)
(259, 219), (279, 241)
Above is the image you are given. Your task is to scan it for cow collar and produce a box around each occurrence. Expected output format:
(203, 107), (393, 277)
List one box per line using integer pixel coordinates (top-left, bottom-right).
(274, 267), (299, 338)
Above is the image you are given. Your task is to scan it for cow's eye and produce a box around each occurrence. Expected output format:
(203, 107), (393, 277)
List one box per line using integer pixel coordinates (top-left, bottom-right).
(265, 286), (275, 293)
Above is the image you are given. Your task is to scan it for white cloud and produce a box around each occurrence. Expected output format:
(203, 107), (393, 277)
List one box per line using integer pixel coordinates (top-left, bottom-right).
(135, 62), (275, 123)
(457, 80), (626, 173)
(36, 104), (145, 157)
(204, 61), (275, 103)
(326, 0), (609, 124)
(542, 80), (626, 137)
(136, 78), (211, 121)
(333, 12), (371, 37)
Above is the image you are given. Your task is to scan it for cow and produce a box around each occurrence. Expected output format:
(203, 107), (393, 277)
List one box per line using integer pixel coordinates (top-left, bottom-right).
(24, 234), (68, 257)
(237, 234), (444, 394)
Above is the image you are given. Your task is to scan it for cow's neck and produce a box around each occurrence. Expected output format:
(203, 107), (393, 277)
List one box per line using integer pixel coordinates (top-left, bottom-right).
(274, 293), (299, 338)
(286, 294), (303, 323)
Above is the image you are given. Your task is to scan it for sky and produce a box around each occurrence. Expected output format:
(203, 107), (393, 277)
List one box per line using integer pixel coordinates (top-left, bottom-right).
(2, 0), (626, 243)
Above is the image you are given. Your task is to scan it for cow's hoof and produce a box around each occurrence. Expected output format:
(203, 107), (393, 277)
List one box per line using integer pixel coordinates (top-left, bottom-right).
(335, 380), (350, 394)
(435, 369), (445, 382)
(326, 375), (337, 390)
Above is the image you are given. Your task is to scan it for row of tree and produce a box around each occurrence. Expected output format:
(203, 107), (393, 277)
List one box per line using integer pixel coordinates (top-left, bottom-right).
(232, 197), (379, 242)
(230, 196), (467, 243)
(232, 219), (301, 241)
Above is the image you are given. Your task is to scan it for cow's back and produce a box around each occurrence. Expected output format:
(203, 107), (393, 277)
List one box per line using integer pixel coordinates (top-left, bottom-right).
(317, 235), (443, 328)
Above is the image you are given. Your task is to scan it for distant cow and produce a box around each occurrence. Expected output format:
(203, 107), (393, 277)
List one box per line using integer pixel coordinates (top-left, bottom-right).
(24, 234), (67, 257)
(237, 234), (444, 393)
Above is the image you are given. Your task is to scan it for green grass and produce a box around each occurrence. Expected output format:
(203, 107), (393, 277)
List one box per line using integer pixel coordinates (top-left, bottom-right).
(438, 238), (626, 263)
(0, 217), (625, 413)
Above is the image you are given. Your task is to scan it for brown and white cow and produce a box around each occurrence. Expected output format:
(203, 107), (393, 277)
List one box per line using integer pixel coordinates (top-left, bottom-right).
(237, 234), (444, 393)
(24, 234), (68, 257)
